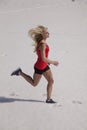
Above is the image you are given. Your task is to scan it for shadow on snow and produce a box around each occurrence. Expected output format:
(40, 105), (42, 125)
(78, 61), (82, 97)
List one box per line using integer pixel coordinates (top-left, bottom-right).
(0, 96), (45, 104)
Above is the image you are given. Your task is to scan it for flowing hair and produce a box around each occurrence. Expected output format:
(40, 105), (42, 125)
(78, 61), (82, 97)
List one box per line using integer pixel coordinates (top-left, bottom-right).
(28, 25), (48, 52)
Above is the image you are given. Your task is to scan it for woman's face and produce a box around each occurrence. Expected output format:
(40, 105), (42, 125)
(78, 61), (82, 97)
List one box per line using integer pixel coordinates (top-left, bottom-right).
(43, 30), (49, 39)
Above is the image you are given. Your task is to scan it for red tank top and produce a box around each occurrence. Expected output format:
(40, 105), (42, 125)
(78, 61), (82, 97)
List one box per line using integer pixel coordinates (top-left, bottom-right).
(34, 44), (49, 70)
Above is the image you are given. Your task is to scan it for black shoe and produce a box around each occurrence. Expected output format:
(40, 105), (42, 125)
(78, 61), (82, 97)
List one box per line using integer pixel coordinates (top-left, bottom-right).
(11, 68), (22, 76)
(46, 99), (56, 104)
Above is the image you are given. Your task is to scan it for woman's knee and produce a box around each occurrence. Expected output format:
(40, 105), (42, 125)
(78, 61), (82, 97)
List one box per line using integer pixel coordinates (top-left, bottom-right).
(33, 82), (38, 87)
(33, 81), (39, 87)
(48, 78), (54, 85)
(51, 78), (54, 84)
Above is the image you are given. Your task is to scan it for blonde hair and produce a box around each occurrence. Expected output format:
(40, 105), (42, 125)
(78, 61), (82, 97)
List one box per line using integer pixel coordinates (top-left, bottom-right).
(28, 25), (48, 52)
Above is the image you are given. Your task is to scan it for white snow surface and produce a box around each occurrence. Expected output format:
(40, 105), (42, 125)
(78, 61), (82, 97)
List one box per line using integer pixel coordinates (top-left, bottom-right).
(0, 0), (87, 130)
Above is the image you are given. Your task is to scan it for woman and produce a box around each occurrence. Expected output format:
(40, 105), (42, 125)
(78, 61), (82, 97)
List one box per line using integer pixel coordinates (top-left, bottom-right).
(11, 25), (59, 103)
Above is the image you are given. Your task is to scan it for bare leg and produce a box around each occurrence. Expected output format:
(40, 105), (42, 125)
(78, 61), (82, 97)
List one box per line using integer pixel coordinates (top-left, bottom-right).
(20, 71), (42, 87)
(43, 69), (54, 100)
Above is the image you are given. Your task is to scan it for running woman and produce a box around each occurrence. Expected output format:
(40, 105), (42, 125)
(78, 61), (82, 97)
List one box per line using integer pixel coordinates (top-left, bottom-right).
(11, 25), (59, 103)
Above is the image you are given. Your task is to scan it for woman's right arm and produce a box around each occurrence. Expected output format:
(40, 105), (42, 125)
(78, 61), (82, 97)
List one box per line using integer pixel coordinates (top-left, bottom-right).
(40, 42), (59, 66)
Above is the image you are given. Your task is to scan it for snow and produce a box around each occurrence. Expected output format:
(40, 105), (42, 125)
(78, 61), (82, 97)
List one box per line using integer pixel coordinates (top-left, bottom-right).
(0, 0), (87, 130)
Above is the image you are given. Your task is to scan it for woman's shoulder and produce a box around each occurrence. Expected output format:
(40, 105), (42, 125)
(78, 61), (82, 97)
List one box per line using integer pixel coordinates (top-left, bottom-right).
(40, 40), (47, 48)
(40, 40), (46, 45)
(39, 40), (47, 50)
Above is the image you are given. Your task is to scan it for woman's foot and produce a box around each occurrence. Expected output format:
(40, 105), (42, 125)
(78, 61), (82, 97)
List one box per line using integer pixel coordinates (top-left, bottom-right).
(11, 68), (22, 76)
(46, 99), (56, 103)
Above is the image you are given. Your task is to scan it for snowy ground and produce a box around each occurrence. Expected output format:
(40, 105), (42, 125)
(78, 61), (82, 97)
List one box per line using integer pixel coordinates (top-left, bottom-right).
(0, 0), (87, 130)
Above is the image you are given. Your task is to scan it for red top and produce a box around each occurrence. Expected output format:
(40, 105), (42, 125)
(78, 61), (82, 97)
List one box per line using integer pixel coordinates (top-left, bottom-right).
(34, 44), (49, 70)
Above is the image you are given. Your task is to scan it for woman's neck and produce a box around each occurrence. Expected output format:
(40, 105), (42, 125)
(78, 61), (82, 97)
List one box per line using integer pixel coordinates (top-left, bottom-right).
(43, 38), (47, 41)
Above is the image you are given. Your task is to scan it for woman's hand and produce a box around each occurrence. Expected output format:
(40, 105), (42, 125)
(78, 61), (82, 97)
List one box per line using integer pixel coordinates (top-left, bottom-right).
(52, 61), (59, 66)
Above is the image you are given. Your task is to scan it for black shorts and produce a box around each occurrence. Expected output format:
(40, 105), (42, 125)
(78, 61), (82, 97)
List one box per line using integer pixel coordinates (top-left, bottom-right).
(34, 65), (50, 75)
